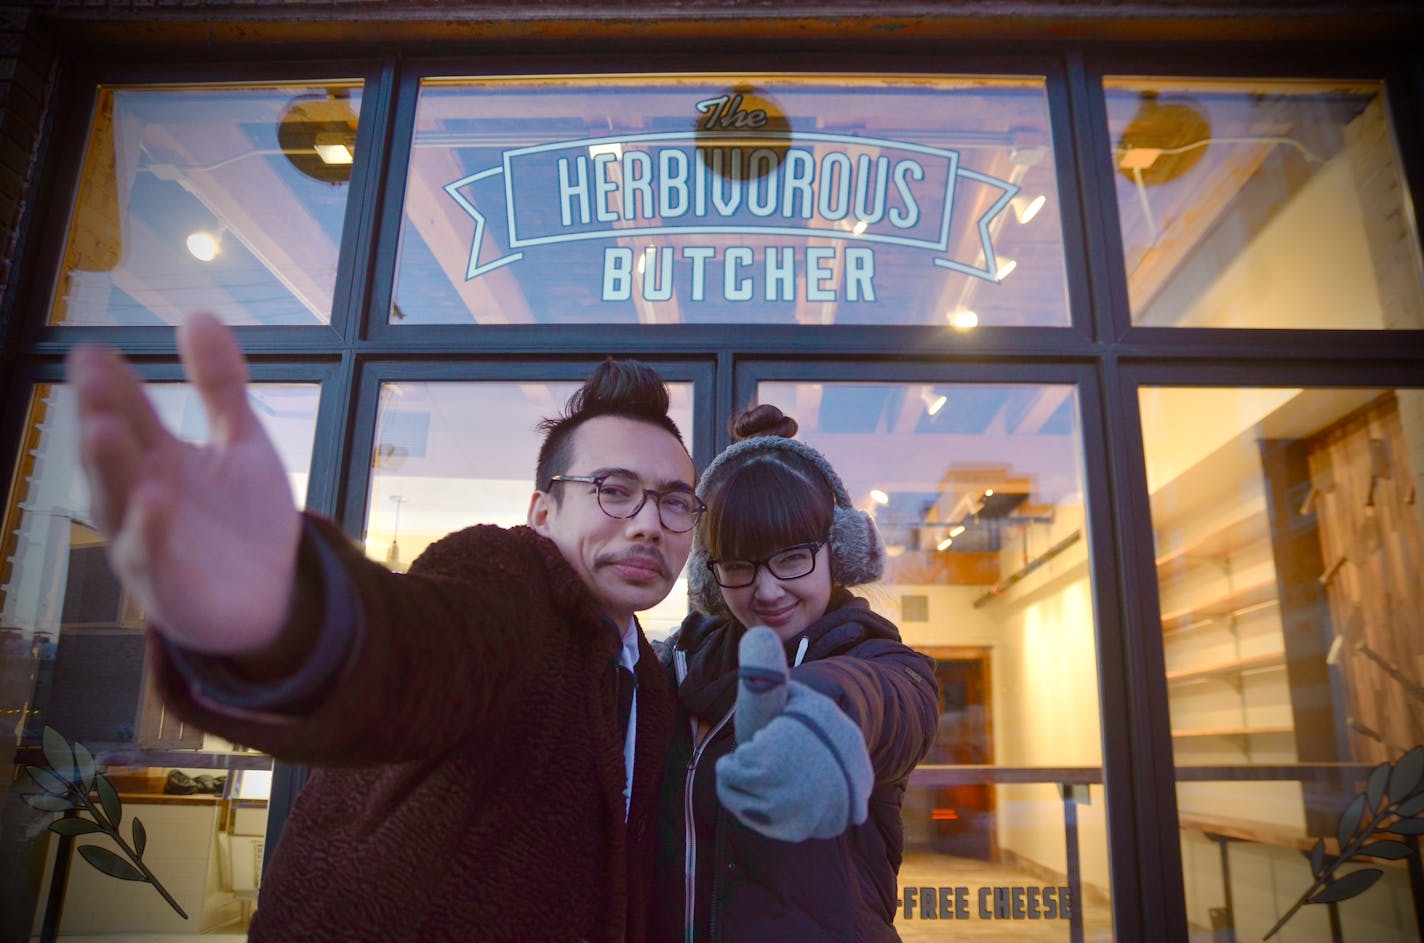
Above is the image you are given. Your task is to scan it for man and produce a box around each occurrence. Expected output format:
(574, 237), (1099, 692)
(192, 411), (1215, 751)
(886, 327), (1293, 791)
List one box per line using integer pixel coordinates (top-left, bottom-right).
(66, 312), (698, 942)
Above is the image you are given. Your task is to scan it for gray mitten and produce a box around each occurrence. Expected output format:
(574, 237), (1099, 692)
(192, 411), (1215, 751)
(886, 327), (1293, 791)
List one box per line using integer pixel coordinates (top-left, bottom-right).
(715, 628), (873, 842)
(733, 627), (789, 744)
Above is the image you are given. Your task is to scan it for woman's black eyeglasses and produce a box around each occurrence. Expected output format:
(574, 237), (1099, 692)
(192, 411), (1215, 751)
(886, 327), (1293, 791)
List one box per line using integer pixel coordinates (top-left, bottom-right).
(707, 539), (827, 588)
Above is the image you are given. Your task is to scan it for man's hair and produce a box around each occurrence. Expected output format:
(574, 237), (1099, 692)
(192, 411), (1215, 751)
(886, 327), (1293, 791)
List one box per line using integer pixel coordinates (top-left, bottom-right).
(534, 359), (685, 493)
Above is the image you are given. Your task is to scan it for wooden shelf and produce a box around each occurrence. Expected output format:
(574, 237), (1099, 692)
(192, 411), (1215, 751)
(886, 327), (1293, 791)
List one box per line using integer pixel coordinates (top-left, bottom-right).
(1155, 505), (1270, 583)
(1172, 725), (1294, 739)
(1161, 578), (1278, 634)
(1167, 650), (1286, 685)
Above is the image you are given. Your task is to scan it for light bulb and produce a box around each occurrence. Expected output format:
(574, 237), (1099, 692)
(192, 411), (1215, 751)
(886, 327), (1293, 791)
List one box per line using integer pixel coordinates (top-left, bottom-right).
(949, 309), (979, 331)
(186, 231), (220, 262)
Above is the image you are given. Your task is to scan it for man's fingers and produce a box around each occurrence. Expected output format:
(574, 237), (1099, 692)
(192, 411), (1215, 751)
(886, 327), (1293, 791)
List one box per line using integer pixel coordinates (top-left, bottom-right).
(107, 478), (177, 624)
(77, 412), (150, 535)
(68, 344), (168, 450)
(177, 312), (253, 446)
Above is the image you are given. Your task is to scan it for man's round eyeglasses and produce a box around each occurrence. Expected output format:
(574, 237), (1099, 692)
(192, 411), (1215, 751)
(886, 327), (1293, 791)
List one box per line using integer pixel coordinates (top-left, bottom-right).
(707, 539), (827, 588)
(549, 472), (706, 533)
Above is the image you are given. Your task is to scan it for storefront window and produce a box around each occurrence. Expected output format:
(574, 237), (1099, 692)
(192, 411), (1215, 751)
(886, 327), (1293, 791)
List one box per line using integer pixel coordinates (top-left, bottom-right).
(1141, 385), (1424, 940)
(1105, 78), (1424, 329)
(0, 381), (319, 939)
(363, 379), (696, 637)
(391, 74), (1068, 327)
(756, 380), (1112, 940)
(50, 81), (365, 327)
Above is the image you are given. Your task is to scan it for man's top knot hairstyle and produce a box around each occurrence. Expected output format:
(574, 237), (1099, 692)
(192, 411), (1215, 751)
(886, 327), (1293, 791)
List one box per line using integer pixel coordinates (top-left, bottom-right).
(535, 358), (685, 492)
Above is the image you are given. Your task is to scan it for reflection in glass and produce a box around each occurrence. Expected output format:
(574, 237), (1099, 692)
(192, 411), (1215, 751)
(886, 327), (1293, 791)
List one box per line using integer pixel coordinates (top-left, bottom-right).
(757, 381), (1112, 940)
(1106, 78), (1424, 329)
(392, 75), (1068, 327)
(0, 382), (318, 938)
(364, 380), (695, 638)
(51, 82), (364, 327)
(1141, 386), (1424, 940)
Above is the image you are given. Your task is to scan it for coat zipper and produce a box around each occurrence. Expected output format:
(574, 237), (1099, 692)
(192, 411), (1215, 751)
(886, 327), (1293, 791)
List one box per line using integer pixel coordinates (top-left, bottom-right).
(684, 706), (733, 943)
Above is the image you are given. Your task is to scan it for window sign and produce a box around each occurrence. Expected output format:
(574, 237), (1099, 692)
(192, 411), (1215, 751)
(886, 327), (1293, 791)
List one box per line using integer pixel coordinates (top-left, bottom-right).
(392, 76), (1068, 326)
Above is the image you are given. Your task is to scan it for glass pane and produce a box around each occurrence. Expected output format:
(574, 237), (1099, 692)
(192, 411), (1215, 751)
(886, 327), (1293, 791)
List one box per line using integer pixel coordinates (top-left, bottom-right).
(757, 381), (1112, 940)
(0, 381), (319, 939)
(1105, 78), (1424, 329)
(364, 380), (695, 638)
(1141, 385), (1424, 940)
(50, 81), (365, 327)
(392, 74), (1068, 327)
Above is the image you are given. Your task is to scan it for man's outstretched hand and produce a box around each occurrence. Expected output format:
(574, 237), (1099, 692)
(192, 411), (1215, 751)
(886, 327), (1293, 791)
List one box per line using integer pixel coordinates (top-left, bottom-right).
(66, 312), (301, 656)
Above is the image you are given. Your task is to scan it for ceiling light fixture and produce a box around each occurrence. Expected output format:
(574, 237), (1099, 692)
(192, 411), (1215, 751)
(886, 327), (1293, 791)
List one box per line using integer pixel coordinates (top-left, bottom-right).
(1011, 193), (1046, 224)
(936, 536), (954, 551)
(313, 132), (355, 166)
(185, 229), (222, 262)
(870, 489), (890, 505)
(995, 258), (1017, 281)
(949, 309), (979, 331)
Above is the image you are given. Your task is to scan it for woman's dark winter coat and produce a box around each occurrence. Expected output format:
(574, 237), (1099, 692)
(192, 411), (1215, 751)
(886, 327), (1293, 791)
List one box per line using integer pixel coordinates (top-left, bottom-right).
(649, 591), (939, 943)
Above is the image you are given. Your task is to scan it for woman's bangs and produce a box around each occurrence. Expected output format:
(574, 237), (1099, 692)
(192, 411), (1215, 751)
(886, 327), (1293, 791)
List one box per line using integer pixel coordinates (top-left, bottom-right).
(706, 459), (831, 560)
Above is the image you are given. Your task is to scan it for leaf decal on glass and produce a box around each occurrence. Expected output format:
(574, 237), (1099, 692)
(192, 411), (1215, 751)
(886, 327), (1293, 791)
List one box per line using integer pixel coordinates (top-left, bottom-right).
(24, 765), (73, 797)
(1357, 839), (1413, 859)
(79, 845), (146, 882)
(1388, 747), (1423, 803)
(1265, 745), (1424, 939)
(1309, 868), (1383, 904)
(42, 726), (76, 783)
(1366, 762), (1390, 809)
(23, 727), (189, 920)
(95, 772), (122, 829)
(49, 818), (103, 837)
(23, 794), (78, 812)
(1336, 794), (1365, 847)
(74, 741), (98, 793)
(1396, 793), (1424, 818)
(133, 818), (147, 859)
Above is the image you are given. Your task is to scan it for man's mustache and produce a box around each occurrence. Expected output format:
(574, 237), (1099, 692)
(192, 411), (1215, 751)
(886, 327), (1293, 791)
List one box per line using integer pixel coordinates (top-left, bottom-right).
(597, 548), (669, 579)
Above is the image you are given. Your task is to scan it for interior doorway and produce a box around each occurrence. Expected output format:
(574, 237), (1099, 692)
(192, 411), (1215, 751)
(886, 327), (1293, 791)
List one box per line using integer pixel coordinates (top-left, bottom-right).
(922, 647), (995, 861)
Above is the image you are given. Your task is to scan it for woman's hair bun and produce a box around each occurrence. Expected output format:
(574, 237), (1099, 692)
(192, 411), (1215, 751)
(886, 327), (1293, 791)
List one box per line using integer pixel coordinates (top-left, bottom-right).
(731, 403), (799, 442)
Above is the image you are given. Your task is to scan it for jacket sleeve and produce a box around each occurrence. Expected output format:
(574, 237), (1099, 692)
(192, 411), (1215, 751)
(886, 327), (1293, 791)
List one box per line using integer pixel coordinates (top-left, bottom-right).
(151, 514), (554, 767)
(791, 642), (939, 784)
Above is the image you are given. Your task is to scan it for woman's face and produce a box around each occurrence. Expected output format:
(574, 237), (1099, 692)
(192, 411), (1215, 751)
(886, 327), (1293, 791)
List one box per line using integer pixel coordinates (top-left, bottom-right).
(718, 542), (833, 641)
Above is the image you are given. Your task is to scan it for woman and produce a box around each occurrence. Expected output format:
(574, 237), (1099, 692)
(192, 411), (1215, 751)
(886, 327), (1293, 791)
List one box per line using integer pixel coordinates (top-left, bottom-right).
(650, 404), (939, 943)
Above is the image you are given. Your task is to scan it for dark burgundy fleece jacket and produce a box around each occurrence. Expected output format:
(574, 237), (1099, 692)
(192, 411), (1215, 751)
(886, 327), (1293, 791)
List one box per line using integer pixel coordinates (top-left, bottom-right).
(152, 516), (676, 943)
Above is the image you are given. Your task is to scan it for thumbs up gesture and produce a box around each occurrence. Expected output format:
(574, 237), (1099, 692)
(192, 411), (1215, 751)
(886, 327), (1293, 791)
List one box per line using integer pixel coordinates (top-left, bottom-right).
(714, 627), (874, 843)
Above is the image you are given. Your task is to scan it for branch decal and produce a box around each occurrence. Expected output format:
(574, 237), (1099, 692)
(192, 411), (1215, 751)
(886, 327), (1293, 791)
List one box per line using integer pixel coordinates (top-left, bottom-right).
(1264, 746), (1424, 939)
(20, 726), (189, 920)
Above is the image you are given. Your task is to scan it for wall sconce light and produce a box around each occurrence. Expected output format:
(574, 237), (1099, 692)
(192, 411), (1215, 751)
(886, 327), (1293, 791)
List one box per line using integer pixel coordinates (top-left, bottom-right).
(920, 388), (948, 417)
(185, 227), (224, 262)
(1011, 194), (1046, 224)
